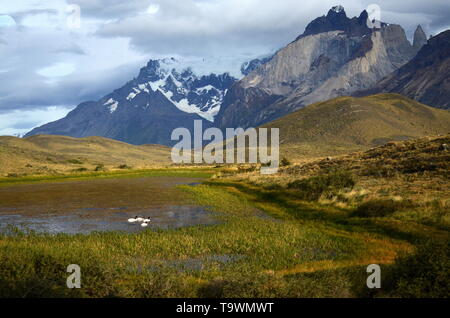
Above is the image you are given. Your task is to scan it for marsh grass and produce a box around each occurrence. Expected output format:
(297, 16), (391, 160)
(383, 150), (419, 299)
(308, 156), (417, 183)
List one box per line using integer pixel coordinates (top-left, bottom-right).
(0, 162), (447, 298)
(0, 168), (214, 187)
(382, 239), (450, 298)
(0, 176), (415, 298)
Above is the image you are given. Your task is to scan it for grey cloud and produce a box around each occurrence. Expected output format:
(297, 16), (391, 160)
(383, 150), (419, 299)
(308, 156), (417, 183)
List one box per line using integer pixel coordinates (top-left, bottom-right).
(69, 0), (152, 20)
(0, 61), (144, 113)
(1, 0), (449, 121)
(94, 0), (450, 58)
(52, 43), (86, 55)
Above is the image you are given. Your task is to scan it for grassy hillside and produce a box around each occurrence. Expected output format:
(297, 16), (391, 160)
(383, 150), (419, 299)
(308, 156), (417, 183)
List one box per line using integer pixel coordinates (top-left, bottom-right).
(224, 134), (450, 229)
(0, 135), (171, 176)
(263, 94), (450, 160)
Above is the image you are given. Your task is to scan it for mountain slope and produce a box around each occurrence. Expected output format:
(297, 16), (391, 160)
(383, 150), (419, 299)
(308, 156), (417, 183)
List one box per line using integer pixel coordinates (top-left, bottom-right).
(217, 6), (418, 129)
(357, 30), (450, 109)
(25, 58), (237, 145)
(262, 94), (450, 158)
(0, 135), (171, 176)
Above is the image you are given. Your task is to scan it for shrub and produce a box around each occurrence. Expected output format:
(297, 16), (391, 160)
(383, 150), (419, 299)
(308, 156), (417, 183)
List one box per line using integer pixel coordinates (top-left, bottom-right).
(280, 157), (291, 167)
(237, 165), (257, 173)
(72, 167), (88, 172)
(287, 170), (355, 201)
(384, 239), (450, 298)
(263, 183), (283, 190)
(67, 159), (83, 164)
(118, 164), (131, 169)
(0, 247), (118, 297)
(352, 199), (413, 218)
(94, 164), (105, 172)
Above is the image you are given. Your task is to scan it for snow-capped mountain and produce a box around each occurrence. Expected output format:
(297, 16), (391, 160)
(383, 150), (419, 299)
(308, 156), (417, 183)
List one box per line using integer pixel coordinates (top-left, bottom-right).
(25, 58), (237, 145)
(102, 58), (235, 122)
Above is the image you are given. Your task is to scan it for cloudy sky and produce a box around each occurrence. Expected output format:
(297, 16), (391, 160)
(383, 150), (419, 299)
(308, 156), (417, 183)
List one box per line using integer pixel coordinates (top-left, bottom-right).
(1, 0), (449, 136)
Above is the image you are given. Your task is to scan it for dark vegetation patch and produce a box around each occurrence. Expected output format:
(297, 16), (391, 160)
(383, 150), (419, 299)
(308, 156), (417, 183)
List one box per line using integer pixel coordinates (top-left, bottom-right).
(94, 164), (105, 172)
(352, 199), (414, 218)
(66, 159), (83, 165)
(383, 239), (450, 298)
(287, 170), (355, 201)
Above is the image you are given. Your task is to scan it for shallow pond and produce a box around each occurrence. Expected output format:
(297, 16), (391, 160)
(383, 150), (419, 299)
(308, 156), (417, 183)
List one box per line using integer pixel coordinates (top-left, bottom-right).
(0, 176), (216, 234)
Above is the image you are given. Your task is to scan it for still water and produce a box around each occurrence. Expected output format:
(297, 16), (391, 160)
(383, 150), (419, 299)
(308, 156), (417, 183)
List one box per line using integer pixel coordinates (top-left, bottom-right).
(0, 176), (215, 234)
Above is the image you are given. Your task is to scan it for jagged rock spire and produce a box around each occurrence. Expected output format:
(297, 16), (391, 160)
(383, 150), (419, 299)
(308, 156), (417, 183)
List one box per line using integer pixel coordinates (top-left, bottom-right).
(413, 25), (427, 52)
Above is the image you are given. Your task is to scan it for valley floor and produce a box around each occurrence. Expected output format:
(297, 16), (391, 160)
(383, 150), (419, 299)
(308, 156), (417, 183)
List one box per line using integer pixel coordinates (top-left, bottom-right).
(0, 136), (449, 298)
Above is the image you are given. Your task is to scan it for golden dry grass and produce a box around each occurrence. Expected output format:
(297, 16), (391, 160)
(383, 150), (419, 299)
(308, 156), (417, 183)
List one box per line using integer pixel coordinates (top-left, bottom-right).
(0, 134), (172, 176)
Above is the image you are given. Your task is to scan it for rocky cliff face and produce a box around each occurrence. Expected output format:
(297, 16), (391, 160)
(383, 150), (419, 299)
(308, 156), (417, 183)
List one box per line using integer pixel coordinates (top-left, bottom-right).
(413, 25), (428, 52)
(357, 30), (450, 110)
(240, 56), (273, 76)
(216, 6), (417, 129)
(26, 58), (237, 145)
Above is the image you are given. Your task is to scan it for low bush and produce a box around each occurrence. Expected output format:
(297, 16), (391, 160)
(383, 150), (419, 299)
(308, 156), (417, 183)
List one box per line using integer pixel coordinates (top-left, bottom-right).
(384, 239), (450, 298)
(352, 199), (413, 218)
(280, 157), (291, 167)
(237, 165), (257, 173)
(0, 246), (118, 297)
(287, 170), (355, 201)
(67, 159), (83, 164)
(72, 167), (88, 172)
(94, 164), (105, 172)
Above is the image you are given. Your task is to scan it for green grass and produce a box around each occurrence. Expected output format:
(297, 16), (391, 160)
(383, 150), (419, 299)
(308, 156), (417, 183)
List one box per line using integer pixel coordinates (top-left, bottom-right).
(0, 169), (448, 298)
(0, 168), (215, 187)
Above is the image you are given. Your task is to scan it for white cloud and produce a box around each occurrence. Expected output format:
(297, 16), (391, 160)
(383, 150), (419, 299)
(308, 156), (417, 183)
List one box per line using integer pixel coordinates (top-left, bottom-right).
(0, 0), (449, 136)
(146, 4), (160, 15)
(0, 106), (72, 136)
(37, 63), (76, 78)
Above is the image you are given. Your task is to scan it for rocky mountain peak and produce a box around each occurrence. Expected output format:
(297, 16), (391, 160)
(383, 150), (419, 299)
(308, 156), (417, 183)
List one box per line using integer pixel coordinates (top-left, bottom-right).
(327, 5), (346, 17)
(357, 10), (369, 25)
(240, 56), (273, 76)
(300, 6), (371, 38)
(356, 30), (450, 110)
(413, 25), (428, 52)
(137, 57), (179, 82)
(25, 56), (238, 145)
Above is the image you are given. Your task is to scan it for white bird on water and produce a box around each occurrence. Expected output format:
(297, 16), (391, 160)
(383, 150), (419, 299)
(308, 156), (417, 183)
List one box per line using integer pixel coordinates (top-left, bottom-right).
(128, 216), (139, 223)
(141, 220), (150, 228)
(136, 216), (144, 222)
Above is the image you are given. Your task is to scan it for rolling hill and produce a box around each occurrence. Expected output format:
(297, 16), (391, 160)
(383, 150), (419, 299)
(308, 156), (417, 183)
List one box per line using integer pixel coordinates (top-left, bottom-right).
(0, 135), (171, 176)
(262, 93), (450, 159)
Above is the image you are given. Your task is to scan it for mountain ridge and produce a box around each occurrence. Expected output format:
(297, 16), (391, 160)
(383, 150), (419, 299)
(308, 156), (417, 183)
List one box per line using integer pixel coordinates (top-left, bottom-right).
(355, 30), (450, 110)
(216, 7), (419, 129)
(262, 93), (450, 159)
(25, 58), (237, 145)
